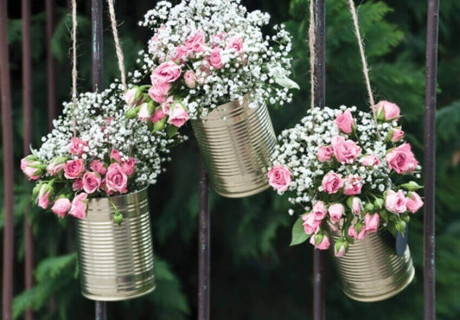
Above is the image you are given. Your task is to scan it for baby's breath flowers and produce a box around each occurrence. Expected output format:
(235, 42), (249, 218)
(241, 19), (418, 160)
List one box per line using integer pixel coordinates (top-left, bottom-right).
(21, 83), (187, 223)
(124, 0), (297, 128)
(267, 102), (423, 257)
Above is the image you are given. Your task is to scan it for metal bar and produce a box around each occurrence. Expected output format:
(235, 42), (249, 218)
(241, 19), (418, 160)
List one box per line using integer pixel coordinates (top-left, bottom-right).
(46, 0), (57, 129)
(92, 0), (104, 92)
(198, 158), (210, 320)
(91, 0), (107, 318)
(424, 0), (439, 319)
(313, 0), (326, 109)
(0, 0), (15, 318)
(313, 1), (326, 320)
(95, 301), (107, 320)
(22, 0), (34, 318)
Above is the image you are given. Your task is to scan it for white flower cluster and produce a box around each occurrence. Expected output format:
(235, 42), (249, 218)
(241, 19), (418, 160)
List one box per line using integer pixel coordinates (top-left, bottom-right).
(132, 0), (295, 119)
(271, 106), (399, 213)
(35, 83), (187, 188)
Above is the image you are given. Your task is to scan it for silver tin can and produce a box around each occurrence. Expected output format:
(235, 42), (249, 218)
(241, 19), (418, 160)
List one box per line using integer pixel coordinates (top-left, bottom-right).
(192, 96), (276, 198)
(76, 188), (155, 301)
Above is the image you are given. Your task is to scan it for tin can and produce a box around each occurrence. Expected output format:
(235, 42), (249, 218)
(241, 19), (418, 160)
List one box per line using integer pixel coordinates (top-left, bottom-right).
(76, 188), (155, 301)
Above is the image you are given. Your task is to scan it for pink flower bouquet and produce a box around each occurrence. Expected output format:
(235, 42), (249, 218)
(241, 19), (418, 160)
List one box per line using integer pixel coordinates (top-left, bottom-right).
(21, 83), (186, 224)
(123, 0), (297, 129)
(267, 102), (423, 256)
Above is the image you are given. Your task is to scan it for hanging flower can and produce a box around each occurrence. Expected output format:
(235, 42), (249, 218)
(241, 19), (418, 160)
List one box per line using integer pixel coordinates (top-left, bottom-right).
(76, 188), (155, 300)
(268, 102), (423, 301)
(20, 84), (186, 300)
(124, 0), (298, 197)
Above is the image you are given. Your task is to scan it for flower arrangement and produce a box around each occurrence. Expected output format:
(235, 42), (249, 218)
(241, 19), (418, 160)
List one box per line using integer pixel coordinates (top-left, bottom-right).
(21, 83), (186, 224)
(123, 0), (297, 129)
(267, 101), (424, 256)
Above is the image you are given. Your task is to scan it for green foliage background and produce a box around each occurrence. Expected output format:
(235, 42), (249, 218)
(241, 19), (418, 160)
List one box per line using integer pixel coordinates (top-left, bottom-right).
(1, 0), (460, 319)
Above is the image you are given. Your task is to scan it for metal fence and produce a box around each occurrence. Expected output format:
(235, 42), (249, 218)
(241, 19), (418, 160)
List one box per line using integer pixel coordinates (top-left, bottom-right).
(1, 0), (438, 319)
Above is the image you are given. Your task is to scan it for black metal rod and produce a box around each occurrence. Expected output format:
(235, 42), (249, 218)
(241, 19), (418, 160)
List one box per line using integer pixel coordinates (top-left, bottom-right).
(424, 0), (439, 319)
(0, 0), (15, 318)
(313, 0), (326, 109)
(95, 301), (107, 320)
(46, 0), (56, 129)
(313, 1), (326, 320)
(22, 0), (34, 318)
(91, 0), (107, 318)
(198, 158), (210, 320)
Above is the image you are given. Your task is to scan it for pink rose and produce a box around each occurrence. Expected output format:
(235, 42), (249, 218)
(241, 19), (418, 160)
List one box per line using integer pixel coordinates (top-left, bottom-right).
(151, 109), (166, 123)
(321, 172), (343, 194)
(151, 61), (182, 83)
(121, 158), (136, 176)
(386, 143), (418, 174)
(364, 213), (380, 233)
(64, 159), (85, 179)
(334, 109), (354, 134)
(105, 163), (128, 194)
(90, 160), (107, 175)
(148, 81), (171, 104)
(310, 235), (330, 250)
(302, 213), (321, 235)
(226, 36), (244, 53)
(68, 137), (87, 156)
(317, 146), (333, 162)
(167, 102), (190, 127)
(343, 176), (363, 196)
(21, 158), (44, 180)
(46, 157), (66, 175)
(267, 165), (292, 192)
(391, 129), (404, 142)
(138, 103), (153, 122)
(331, 136), (361, 163)
(123, 87), (138, 107)
(161, 96), (175, 115)
(183, 31), (207, 53)
(406, 192), (424, 213)
(348, 225), (366, 240)
(173, 45), (188, 62)
(51, 197), (72, 218)
(334, 243), (347, 257)
(371, 100), (400, 121)
(317, 236), (330, 250)
(312, 201), (327, 220)
(328, 203), (344, 223)
(385, 190), (407, 213)
(72, 178), (83, 191)
(360, 154), (381, 167)
(184, 70), (197, 88)
(110, 149), (122, 163)
(37, 184), (53, 209)
(351, 197), (362, 215)
(69, 193), (88, 219)
(209, 47), (223, 69)
(82, 172), (101, 194)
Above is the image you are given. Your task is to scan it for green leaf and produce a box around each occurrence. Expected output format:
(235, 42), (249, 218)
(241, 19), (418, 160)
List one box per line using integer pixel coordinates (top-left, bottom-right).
(290, 216), (309, 246)
(166, 124), (179, 137)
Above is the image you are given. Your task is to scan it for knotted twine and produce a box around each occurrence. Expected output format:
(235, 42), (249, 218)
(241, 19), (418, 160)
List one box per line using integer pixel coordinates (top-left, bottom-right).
(70, 0), (128, 135)
(71, 0), (78, 136)
(106, 0), (127, 91)
(308, 0), (382, 140)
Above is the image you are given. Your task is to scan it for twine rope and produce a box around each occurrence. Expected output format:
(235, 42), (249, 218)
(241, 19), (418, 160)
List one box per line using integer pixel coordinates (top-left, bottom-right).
(347, 0), (381, 139)
(308, 0), (316, 110)
(71, 0), (78, 136)
(106, 0), (127, 91)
